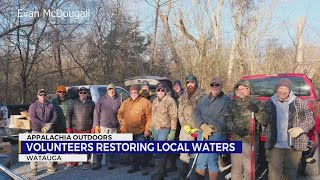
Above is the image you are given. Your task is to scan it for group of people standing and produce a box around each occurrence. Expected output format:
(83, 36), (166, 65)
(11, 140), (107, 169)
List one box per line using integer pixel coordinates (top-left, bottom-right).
(27, 75), (314, 180)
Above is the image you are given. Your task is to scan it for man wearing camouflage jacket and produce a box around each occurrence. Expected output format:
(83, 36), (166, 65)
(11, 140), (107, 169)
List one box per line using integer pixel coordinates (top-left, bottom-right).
(150, 83), (178, 180)
(175, 75), (204, 179)
(225, 80), (268, 180)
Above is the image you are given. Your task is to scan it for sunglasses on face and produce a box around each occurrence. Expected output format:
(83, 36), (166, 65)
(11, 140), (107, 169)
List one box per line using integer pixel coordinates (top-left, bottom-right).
(79, 91), (87, 94)
(210, 83), (221, 87)
(38, 94), (47, 96)
(157, 89), (165, 92)
(58, 91), (66, 93)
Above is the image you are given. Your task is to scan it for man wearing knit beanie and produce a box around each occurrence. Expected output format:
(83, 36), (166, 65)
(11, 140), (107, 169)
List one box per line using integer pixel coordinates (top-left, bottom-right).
(265, 78), (315, 180)
(118, 84), (152, 175)
(275, 78), (291, 94)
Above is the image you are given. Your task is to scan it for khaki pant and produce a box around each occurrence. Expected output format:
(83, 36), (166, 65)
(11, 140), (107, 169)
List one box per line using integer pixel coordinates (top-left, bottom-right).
(30, 130), (54, 170)
(231, 137), (259, 180)
(92, 127), (118, 165)
(179, 128), (195, 163)
(268, 147), (302, 180)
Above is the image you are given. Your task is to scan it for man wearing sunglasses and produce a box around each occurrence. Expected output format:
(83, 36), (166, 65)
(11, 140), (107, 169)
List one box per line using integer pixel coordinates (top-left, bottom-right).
(28, 89), (58, 176)
(150, 83), (178, 179)
(118, 85), (152, 175)
(66, 87), (95, 170)
(91, 83), (121, 171)
(52, 85), (71, 134)
(194, 77), (230, 180)
(175, 75), (204, 179)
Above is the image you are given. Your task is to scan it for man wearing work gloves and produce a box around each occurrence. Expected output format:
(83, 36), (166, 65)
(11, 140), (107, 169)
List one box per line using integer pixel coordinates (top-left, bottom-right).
(265, 78), (314, 180)
(225, 80), (268, 180)
(28, 89), (58, 176)
(66, 87), (95, 170)
(174, 75), (204, 179)
(150, 83), (178, 180)
(194, 77), (230, 180)
(118, 85), (152, 175)
(91, 83), (121, 170)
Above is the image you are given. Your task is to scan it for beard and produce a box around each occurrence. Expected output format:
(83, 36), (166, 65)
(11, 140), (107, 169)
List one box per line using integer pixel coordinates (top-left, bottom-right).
(142, 90), (149, 96)
(187, 86), (196, 97)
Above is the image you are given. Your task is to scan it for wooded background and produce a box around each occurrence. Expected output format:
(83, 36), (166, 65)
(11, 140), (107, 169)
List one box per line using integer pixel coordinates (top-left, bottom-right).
(1, 0), (319, 104)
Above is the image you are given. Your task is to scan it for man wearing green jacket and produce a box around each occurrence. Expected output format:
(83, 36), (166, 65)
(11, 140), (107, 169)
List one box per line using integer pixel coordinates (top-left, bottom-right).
(52, 85), (71, 133)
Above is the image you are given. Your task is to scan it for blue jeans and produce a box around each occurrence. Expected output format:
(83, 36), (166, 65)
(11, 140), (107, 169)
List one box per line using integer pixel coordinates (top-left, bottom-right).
(195, 132), (227, 173)
(130, 133), (148, 169)
(153, 129), (170, 159)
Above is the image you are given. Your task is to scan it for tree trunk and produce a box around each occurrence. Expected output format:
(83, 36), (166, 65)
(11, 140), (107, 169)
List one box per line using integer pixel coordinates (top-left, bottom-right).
(295, 16), (305, 73)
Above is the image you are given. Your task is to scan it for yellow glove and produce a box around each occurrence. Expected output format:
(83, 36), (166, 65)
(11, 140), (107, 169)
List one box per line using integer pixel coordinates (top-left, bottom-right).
(288, 127), (304, 138)
(95, 126), (101, 134)
(200, 124), (214, 140)
(183, 125), (198, 134)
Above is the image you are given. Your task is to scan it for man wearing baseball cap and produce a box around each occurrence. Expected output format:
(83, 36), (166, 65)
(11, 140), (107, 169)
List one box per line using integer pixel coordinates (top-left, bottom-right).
(28, 88), (58, 176)
(91, 83), (121, 170)
(175, 75), (204, 179)
(150, 83), (178, 179)
(194, 76), (230, 180)
(66, 87), (95, 170)
(225, 80), (268, 180)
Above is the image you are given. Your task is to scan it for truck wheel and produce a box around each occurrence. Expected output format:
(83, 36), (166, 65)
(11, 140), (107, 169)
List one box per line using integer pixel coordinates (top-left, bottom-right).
(305, 134), (320, 176)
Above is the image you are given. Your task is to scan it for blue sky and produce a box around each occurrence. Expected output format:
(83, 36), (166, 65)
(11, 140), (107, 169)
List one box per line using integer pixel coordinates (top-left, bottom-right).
(128, 0), (320, 47)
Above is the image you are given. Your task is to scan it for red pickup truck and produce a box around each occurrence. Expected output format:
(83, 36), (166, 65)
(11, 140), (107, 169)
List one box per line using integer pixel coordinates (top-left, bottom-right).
(240, 73), (320, 177)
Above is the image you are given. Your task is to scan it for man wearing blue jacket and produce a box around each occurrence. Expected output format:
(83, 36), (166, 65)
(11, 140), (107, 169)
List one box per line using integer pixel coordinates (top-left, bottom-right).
(194, 77), (231, 180)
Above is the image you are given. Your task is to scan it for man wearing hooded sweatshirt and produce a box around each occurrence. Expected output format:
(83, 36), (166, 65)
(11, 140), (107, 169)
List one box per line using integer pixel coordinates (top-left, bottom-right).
(265, 78), (314, 180)
(139, 80), (154, 102)
(225, 80), (268, 180)
(91, 83), (121, 170)
(150, 83), (178, 179)
(174, 75), (204, 179)
(167, 79), (185, 172)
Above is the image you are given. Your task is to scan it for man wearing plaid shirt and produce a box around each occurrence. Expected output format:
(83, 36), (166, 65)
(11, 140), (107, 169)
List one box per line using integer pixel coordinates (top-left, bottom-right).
(264, 78), (315, 180)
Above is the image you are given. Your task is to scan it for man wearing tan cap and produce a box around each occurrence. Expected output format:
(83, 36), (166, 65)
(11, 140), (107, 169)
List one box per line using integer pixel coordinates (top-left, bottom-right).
(194, 76), (230, 180)
(91, 83), (121, 170)
(28, 89), (58, 176)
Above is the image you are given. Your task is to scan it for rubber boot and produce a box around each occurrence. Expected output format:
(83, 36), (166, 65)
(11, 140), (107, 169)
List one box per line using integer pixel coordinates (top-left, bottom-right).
(91, 154), (102, 170)
(106, 154), (115, 170)
(192, 172), (205, 180)
(173, 160), (189, 180)
(166, 154), (178, 172)
(150, 156), (167, 180)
